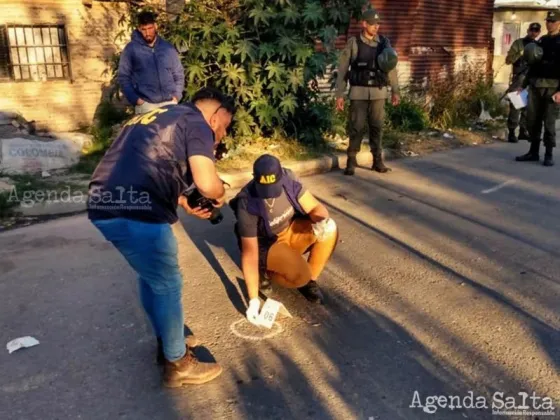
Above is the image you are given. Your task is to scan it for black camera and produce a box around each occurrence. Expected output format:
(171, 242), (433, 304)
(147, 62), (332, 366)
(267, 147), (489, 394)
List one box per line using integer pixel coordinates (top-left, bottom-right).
(181, 144), (228, 225)
(215, 142), (228, 161)
(185, 188), (224, 225)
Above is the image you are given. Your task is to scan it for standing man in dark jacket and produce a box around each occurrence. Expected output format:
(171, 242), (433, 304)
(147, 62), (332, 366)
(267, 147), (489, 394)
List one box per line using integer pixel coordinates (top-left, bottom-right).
(335, 8), (400, 175)
(516, 10), (560, 166)
(505, 22), (541, 143)
(118, 11), (185, 114)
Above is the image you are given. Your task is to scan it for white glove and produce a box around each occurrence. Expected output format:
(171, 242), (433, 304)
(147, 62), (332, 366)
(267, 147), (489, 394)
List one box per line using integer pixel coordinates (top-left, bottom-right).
(312, 218), (337, 242)
(246, 298), (262, 327)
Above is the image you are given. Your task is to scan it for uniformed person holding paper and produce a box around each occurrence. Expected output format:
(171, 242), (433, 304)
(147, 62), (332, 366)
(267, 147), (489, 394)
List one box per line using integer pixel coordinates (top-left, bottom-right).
(516, 10), (560, 166)
(335, 8), (400, 175)
(505, 22), (541, 142)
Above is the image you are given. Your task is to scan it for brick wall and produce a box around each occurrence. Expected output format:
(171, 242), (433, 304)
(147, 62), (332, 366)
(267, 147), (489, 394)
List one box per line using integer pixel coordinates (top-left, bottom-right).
(0, 0), (130, 132)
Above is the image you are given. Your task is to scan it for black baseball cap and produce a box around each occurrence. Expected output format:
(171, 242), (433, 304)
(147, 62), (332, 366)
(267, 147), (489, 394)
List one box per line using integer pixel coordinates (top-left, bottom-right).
(546, 10), (560, 22)
(529, 22), (541, 31)
(252, 154), (283, 198)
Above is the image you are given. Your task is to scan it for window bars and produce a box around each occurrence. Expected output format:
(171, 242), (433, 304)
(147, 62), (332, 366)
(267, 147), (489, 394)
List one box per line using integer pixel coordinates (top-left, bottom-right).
(0, 24), (72, 82)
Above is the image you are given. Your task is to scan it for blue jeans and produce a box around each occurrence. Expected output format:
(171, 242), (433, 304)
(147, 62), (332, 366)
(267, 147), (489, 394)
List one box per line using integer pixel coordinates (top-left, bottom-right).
(91, 218), (186, 362)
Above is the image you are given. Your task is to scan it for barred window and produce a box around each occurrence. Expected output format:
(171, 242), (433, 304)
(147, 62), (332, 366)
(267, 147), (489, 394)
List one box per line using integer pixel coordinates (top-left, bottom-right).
(0, 24), (72, 82)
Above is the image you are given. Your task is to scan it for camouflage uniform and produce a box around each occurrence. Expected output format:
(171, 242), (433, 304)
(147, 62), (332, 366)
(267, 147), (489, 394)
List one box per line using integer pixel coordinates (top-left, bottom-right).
(517, 11), (560, 167)
(505, 36), (535, 141)
(335, 10), (399, 175)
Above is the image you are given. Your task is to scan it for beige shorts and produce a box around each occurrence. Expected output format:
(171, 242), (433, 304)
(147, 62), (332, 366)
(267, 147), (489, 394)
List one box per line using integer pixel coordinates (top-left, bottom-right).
(266, 218), (338, 288)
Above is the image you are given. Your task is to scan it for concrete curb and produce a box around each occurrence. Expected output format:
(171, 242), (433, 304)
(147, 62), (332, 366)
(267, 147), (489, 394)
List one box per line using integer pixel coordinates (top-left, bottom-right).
(14, 149), (397, 218)
(220, 149), (397, 189)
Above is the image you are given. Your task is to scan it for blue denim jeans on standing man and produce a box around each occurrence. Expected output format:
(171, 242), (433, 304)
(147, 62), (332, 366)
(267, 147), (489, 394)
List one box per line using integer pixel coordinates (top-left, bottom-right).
(91, 218), (186, 362)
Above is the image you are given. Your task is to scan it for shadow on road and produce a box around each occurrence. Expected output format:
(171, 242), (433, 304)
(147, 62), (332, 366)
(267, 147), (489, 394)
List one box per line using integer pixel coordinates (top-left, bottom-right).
(168, 287), (496, 420)
(172, 210), (247, 315)
(323, 156), (560, 378)
(160, 143), (560, 417)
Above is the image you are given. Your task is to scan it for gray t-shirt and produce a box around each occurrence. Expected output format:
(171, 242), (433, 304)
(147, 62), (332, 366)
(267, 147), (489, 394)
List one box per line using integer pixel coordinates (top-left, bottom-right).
(236, 188), (305, 237)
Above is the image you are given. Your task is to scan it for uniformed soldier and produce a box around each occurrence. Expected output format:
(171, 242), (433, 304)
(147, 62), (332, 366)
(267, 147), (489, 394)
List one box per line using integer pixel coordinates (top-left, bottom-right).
(335, 8), (400, 175)
(505, 22), (541, 143)
(516, 10), (560, 166)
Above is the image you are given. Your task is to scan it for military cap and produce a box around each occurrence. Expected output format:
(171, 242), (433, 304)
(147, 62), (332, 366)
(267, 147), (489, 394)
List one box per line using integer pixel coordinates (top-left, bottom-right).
(362, 9), (381, 24)
(546, 10), (560, 22)
(528, 22), (541, 31)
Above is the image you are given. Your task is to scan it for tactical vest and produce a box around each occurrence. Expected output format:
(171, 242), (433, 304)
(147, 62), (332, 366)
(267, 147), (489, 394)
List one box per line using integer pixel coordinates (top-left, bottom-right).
(532, 34), (560, 80)
(230, 169), (309, 275)
(349, 36), (389, 88)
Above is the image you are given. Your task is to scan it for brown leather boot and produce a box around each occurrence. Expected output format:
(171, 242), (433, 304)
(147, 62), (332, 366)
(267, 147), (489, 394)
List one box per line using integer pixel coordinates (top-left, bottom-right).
(163, 349), (223, 387)
(157, 336), (200, 365)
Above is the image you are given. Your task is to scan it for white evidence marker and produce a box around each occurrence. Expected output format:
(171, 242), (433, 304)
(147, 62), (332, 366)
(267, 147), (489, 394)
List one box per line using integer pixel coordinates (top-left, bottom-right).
(257, 298), (292, 329)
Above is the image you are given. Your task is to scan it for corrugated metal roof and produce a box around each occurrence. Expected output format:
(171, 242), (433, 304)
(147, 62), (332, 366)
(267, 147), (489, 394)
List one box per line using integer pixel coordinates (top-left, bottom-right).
(336, 0), (494, 84)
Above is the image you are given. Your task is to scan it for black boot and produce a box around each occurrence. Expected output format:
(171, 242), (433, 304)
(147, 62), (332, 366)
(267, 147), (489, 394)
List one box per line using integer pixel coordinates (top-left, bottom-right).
(508, 129), (518, 143)
(298, 280), (324, 304)
(372, 155), (391, 173)
(516, 151), (540, 162)
(515, 141), (540, 162)
(344, 156), (357, 176)
(544, 147), (554, 166)
(518, 129), (530, 141)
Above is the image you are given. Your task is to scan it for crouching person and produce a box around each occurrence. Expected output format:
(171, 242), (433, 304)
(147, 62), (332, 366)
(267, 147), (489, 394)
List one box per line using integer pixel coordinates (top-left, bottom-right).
(229, 154), (338, 326)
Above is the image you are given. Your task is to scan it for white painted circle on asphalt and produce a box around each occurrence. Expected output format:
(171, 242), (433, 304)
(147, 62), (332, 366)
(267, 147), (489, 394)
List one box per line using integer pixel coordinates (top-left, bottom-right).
(229, 318), (283, 341)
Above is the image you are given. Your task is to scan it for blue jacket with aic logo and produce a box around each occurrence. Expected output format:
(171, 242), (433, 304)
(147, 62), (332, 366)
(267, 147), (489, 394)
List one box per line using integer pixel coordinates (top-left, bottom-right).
(118, 30), (185, 106)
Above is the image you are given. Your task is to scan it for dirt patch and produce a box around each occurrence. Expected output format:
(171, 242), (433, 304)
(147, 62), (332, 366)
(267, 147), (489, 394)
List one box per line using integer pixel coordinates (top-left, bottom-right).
(0, 172), (89, 227)
(216, 137), (330, 172)
(381, 125), (504, 159)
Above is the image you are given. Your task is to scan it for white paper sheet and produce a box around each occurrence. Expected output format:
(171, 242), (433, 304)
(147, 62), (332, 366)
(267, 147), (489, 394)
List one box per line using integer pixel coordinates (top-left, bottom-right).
(6, 336), (40, 354)
(507, 90), (528, 110)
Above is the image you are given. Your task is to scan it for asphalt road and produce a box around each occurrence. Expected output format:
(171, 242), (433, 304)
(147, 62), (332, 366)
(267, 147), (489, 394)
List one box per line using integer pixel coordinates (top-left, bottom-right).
(1, 141), (559, 420)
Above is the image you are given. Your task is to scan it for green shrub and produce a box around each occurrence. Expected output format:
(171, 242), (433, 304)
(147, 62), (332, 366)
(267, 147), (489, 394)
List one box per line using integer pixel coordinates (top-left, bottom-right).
(94, 100), (130, 129)
(115, 0), (368, 146)
(89, 125), (113, 150)
(284, 96), (349, 147)
(411, 59), (506, 130)
(0, 191), (18, 218)
(386, 95), (429, 132)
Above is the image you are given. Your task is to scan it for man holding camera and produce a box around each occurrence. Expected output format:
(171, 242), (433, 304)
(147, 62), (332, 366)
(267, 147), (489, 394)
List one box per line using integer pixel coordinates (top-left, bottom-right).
(335, 8), (400, 175)
(87, 88), (234, 387)
(229, 155), (338, 326)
